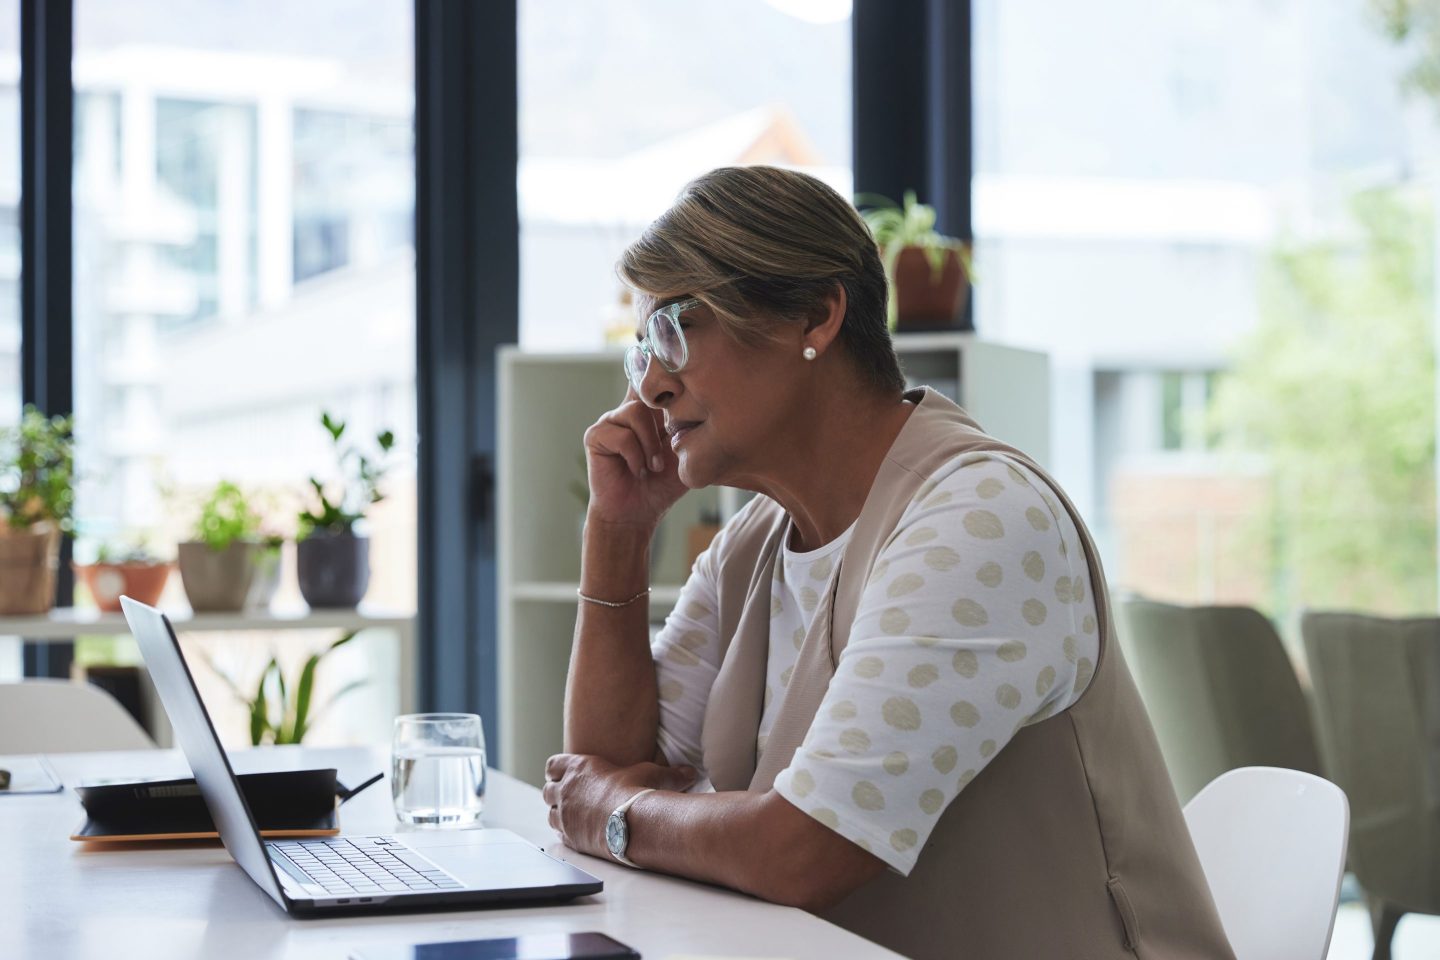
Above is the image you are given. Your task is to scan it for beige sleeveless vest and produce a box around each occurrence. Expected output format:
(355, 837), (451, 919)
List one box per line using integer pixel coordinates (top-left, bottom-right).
(697, 388), (1234, 959)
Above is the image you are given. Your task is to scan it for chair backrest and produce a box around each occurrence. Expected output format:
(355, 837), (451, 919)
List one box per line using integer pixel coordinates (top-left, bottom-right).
(1116, 598), (1323, 803)
(0, 679), (157, 753)
(1184, 766), (1349, 960)
(1301, 610), (1440, 911)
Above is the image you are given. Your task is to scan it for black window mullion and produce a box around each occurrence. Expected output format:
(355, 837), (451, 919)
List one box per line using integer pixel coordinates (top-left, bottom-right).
(414, 0), (518, 758)
(19, 0), (74, 677)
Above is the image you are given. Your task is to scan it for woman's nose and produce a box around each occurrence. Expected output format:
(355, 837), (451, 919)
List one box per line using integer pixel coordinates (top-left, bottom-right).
(638, 358), (679, 408)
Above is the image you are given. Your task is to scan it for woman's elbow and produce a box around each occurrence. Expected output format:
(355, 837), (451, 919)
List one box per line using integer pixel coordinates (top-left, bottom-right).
(749, 793), (887, 911)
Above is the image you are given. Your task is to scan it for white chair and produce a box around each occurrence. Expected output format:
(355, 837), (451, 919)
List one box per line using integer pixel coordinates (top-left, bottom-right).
(0, 679), (157, 753)
(1183, 766), (1349, 960)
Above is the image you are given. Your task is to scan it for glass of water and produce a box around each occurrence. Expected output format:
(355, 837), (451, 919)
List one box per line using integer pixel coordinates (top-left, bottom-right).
(392, 713), (486, 828)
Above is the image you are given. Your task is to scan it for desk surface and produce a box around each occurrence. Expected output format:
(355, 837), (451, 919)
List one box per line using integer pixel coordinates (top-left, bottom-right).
(1, 746), (901, 960)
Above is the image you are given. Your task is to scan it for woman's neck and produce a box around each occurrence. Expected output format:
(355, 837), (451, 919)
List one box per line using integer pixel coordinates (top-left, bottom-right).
(743, 385), (915, 553)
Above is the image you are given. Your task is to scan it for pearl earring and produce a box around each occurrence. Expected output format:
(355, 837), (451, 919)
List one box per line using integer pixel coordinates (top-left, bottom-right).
(803, 346), (817, 361)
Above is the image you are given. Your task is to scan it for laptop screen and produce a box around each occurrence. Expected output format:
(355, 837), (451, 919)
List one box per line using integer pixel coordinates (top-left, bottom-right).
(121, 597), (287, 908)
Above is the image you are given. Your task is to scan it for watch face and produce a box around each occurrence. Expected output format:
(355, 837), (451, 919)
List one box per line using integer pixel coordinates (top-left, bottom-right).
(606, 811), (627, 856)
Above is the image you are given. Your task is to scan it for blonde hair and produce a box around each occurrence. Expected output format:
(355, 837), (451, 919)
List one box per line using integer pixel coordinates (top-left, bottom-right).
(617, 166), (905, 393)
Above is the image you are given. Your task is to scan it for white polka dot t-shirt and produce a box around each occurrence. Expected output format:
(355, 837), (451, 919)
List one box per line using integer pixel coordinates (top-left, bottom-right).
(650, 454), (1100, 875)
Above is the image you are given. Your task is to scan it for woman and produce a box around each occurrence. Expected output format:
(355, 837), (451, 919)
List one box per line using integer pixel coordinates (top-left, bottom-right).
(543, 166), (1233, 959)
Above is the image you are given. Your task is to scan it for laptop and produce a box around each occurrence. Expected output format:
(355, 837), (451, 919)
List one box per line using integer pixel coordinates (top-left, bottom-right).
(120, 596), (603, 917)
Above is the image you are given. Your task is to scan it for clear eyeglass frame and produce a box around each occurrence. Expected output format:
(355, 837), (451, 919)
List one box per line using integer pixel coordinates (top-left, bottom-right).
(623, 297), (700, 394)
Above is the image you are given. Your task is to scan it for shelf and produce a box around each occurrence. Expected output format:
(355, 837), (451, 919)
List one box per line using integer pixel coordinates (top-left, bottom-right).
(0, 605), (416, 641)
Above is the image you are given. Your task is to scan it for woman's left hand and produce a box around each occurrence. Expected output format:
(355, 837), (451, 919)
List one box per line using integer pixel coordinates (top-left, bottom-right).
(542, 753), (697, 858)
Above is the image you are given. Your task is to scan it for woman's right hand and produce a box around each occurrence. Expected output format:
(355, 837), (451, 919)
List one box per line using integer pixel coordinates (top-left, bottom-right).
(582, 388), (690, 531)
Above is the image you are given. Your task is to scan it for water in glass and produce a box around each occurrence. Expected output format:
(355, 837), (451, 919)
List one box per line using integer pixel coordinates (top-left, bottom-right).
(392, 713), (485, 827)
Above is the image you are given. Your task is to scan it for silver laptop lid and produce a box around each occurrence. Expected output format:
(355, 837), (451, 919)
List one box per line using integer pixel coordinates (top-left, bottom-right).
(121, 596), (288, 909)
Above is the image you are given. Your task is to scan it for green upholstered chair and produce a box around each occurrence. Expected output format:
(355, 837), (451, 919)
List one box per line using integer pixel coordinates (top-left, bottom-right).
(1115, 598), (1323, 805)
(1302, 611), (1440, 960)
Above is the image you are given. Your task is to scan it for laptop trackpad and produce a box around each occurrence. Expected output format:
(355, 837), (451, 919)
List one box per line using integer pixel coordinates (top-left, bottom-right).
(418, 840), (590, 889)
(399, 830), (593, 889)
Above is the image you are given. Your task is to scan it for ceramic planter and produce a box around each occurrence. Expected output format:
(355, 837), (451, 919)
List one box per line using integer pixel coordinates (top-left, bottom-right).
(75, 562), (172, 613)
(297, 531), (369, 609)
(177, 541), (258, 612)
(893, 246), (970, 330)
(0, 525), (60, 615)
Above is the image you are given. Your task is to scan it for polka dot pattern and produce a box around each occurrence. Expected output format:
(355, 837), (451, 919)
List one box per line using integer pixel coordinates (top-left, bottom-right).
(854, 656), (885, 679)
(884, 751), (910, 776)
(976, 477), (1005, 499)
(908, 663), (940, 688)
(963, 510), (1005, 539)
(952, 598), (989, 627)
(976, 562), (1004, 587)
(880, 607), (911, 635)
(853, 781), (886, 811)
(888, 573), (926, 598)
(924, 547), (962, 571)
(656, 454), (1103, 878)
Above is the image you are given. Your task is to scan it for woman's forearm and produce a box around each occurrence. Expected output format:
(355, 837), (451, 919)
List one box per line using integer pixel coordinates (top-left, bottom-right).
(623, 788), (886, 911)
(564, 516), (662, 764)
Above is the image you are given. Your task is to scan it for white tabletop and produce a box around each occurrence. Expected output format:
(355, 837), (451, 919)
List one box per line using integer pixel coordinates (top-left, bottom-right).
(0, 745), (901, 960)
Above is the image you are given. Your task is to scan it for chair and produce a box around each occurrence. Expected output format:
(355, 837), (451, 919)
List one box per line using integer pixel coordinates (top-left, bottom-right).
(0, 679), (157, 753)
(1116, 598), (1324, 803)
(1302, 611), (1440, 960)
(1184, 766), (1349, 960)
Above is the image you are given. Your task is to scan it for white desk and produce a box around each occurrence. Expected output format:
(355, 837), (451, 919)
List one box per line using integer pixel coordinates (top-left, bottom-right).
(0, 607), (418, 715)
(0, 746), (902, 960)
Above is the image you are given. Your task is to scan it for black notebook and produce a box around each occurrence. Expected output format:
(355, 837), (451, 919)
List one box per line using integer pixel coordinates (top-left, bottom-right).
(70, 767), (368, 842)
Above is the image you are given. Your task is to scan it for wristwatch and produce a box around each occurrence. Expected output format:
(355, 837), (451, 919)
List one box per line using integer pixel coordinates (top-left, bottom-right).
(605, 787), (656, 868)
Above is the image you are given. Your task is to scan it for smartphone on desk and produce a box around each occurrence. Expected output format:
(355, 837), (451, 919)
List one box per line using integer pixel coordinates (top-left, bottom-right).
(350, 931), (639, 960)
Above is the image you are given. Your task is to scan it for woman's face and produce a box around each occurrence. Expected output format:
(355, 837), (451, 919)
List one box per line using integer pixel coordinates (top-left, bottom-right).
(635, 300), (808, 491)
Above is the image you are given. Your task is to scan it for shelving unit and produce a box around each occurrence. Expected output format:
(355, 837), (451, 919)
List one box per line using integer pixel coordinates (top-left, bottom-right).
(496, 334), (1048, 785)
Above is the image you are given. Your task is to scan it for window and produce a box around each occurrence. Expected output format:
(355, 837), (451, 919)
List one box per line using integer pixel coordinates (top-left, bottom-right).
(518, 0), (853, 349)
(975, 0), (1437, 619)
(71, 0), (416, 744)
(0, 0), (17, 427)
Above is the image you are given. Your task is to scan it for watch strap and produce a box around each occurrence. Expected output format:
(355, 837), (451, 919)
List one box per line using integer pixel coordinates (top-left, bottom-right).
(608, 787), (656, 867)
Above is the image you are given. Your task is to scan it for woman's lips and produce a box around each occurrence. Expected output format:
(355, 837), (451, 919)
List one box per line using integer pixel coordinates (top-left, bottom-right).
(668, 421), (701, 450)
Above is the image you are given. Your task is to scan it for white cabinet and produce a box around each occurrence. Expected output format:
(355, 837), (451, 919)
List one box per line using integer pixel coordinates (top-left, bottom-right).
(496, 334), (1048, 785)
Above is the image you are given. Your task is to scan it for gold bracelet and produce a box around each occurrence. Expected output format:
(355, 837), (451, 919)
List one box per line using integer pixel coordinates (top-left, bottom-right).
(577, 587), (651, 608)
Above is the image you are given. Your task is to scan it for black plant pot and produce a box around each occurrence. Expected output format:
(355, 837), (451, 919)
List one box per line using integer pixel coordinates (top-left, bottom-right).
(297, 531), (370, 609)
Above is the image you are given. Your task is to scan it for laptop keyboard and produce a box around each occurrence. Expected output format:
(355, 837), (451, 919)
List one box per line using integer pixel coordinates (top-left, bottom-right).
(270, 836), (464, 896)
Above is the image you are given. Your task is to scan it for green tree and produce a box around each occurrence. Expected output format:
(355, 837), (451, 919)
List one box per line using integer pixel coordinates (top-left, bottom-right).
(1210, 188), (1436, 618)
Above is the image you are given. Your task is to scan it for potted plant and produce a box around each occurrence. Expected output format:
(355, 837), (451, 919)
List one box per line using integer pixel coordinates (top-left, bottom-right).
(202, 631), (365, 745)
(296, 412), (394, 608)
(858, 190), (974, 331)
(0, 406), (75, 615)
(177, 480), (262, 612)
(75, 541), (173, 613)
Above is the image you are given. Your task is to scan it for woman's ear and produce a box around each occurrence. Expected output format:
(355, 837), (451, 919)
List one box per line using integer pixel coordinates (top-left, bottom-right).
(803, 283), (847, 356)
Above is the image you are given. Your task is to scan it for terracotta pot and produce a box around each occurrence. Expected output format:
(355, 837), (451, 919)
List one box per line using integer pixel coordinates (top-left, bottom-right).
(177, 541), (258, 612)
(893, 246), (970, 330)
(0, 525), (60, 615)
(74, 562), (173, 613)
(297, 531), (370, 609)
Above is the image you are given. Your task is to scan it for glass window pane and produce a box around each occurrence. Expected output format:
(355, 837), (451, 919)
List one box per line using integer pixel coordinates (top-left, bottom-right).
(518, 0), (853, 350)
(0, 0), (19, 679)
(0, 0), (14, 428)
(73, 1), (415, 744)
(976, 0), (1438, 622)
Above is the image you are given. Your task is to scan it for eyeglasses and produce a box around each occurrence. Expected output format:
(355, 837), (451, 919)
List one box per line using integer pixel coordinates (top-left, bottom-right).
(623, 298), (699, 394)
